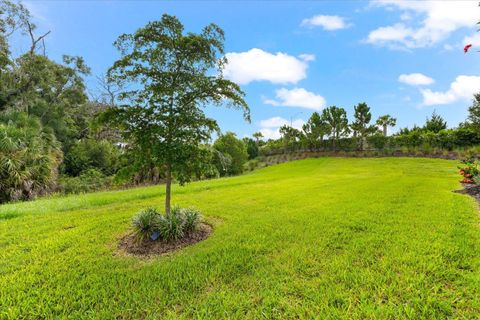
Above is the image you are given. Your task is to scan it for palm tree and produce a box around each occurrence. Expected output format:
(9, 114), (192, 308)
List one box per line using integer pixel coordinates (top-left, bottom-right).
(376, 115), (397, 136)
(0, 112), (62, 203)
(252, 131), (263, 143)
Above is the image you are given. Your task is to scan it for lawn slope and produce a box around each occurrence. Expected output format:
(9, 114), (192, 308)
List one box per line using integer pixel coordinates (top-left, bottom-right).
(1, 158), (479, 319)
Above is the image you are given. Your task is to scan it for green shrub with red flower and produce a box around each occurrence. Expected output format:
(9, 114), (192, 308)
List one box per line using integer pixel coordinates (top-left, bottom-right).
(458, 157), (480, 184)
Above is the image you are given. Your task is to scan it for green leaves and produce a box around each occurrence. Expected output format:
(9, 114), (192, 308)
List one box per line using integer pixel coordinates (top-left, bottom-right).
(322, 106), (349, 150)
(0, 112), (62, 203)
(213, 132), (248, 176)
(425, 110), (447, 133)
(105, 14), (249, 212)
(376, 114), (397, 136)
(351, 102), (377, 150)
(302, 112), (331, 150)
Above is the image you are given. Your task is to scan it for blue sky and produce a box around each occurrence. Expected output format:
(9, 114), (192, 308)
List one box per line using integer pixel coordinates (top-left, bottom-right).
(15, 0), (480, 139)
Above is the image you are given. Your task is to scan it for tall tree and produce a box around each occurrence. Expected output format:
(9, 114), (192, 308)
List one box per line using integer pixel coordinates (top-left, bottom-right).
(350, 102), (376, 150)
(425, 110), (447, 133)
(279, 125), (302, 152)
(376, 114), (397, 136)
(252, 131), (263, 143)
(0, 0), (56, 112)
(243, 137), (259, 160)
(461, 94), (480, 130)
(214, 132), (248, 175)
(105, 15), (249, 215)
(302, 112), (331, 150)
(322, 106), (349, 151)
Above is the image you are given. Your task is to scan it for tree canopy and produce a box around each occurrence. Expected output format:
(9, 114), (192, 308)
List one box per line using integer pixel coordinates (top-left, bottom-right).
(302, 112), (331, 150)
(322, 106), (349, 151)
(376, 114), (397, 136)
(425, 110), (447, 133)
(104, 14), (249, 214)
(351, 102), (376, 150)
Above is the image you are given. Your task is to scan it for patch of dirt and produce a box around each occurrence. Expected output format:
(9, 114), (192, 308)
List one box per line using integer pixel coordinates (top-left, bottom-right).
(118, 223), (212, 257)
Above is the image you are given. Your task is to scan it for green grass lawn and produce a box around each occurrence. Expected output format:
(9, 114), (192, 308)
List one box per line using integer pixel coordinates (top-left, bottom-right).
(1, 158), (480, 319)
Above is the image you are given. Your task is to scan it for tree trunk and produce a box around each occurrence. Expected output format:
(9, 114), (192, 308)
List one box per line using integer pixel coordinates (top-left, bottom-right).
(383, 125), (387, 136)
(165, 163), (172, 215)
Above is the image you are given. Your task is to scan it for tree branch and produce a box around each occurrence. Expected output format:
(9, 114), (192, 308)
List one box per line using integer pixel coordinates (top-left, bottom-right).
(27, 21), (50, 55)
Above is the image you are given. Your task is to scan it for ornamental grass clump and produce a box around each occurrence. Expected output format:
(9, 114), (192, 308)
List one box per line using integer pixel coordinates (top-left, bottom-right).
(158, 206), (186, 241)
(132, 208), (161, 240)
(132, 205), (202, 242)
(181, 207), (201, 233)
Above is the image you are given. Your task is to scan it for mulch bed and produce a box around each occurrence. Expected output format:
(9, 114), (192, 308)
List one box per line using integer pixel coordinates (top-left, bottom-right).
(118, 223), (212, 257)
(454, 184), (480, 203)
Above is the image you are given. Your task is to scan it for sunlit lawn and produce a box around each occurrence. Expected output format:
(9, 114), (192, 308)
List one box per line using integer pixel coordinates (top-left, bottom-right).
(1, 157), (479, 319)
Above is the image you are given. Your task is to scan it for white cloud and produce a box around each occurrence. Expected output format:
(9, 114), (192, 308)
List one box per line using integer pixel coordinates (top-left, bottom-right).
(259, 116), (304, 129)
(298, 53), (316, 62)
(366, 0), (480, 49)
(421, 75), (480, 106)
(443, 44), (454, 51)
(398, 73), (435, 86)
(463, 33), (480, 47)
(263, 88), (326, 111)
(366, 23), (413, 46)
(301, 15), (351, 30)
(258, 117), (305, 140)
(224, 49), (312, 85)
(259, 128), (282, 140)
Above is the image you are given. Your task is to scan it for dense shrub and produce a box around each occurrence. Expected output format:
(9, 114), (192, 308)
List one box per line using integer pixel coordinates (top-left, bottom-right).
(244, 159), (259, 172)
(453, 128), (480, 147)
(63, 139), (121, 176)
(213, 132), (248, 175)
(0, 113), (63, 203)
(367, 133), (389, 150)
(58, 169), (112, 194)
(131, 206), (202, 241)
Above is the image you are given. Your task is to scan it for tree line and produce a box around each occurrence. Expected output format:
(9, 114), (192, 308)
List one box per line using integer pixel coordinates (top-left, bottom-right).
(254, 98), (480, 156)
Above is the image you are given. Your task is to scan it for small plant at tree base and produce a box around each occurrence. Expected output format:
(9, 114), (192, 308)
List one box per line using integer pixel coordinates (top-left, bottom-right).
(182, 207), (201, 233)
(158, 206), (186, 241)
(132, 208), (161, 240)
(132, 205), (203, 242)
(458, 157), (479, 184)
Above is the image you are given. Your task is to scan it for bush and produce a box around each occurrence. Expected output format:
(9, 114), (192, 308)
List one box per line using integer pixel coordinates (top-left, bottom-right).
(132, 208), (162, 240)
(63, 139), (121, 176)
(367, 133), (389, 151)
(158, 206), (185, 241)
(244, 159), (259, 172)
(131, 206), (202, 242)
(458, 157), (479, 184)
(58, 169), (112, 194)
(213, 132), (248, 175)
(453, 128), (480, 147)
(181, 207), (201, 233)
